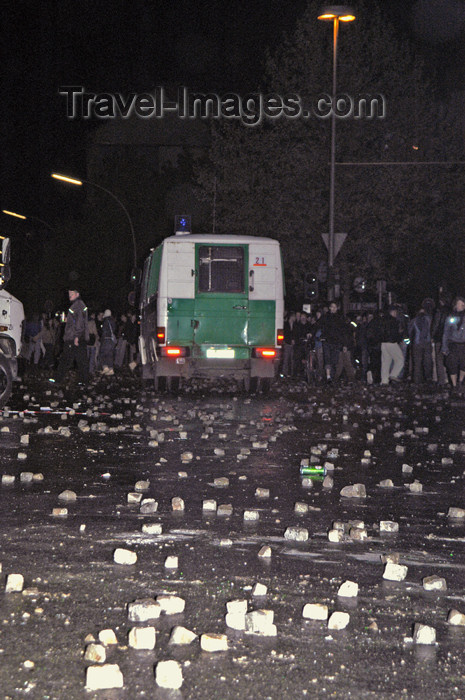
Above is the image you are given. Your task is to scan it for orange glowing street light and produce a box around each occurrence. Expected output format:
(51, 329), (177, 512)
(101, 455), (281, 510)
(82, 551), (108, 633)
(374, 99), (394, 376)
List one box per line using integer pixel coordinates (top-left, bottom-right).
(51, 174), (83, 187)
(2, 209), (55, 232)
(318, 5), (356, 299)
(2, 210), (26, 220)
(318, 6), (355, 21)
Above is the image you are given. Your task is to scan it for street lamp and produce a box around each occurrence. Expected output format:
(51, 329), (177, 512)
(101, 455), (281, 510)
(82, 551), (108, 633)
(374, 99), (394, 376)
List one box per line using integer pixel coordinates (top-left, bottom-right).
(2, 209), (56, 233)
(318, 5), (355, 299)
(51, 173), (137, 271)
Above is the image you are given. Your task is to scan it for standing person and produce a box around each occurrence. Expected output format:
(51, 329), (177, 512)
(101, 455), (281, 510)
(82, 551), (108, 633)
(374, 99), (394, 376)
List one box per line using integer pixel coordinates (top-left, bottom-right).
(52, 287), (89, 386)
(114, 313), (128, 368)
(100, 309), (117, 376)
(87, 312), (99, 376)
(354, 313), (369, 382)
(126, 312), (139, 371)
(334, 315), (356, 383)
(292, 312), (308, 378)
(409, 305), (433, 384)
(281, 311), (296, 378)
(366, 311), (383, 384)
(292, 311), (308, 378)
(41, 315), (56, 370)
(431, 295), (450, 385)
(442, 296), (465, 392)
(95, 311), (104, 371)
(24, 313), (42, 367)
(318, 301), (346, 383)
(395, 304), (410, 379)
(380, 305), (404, 385)
(312, 309), (324, 383)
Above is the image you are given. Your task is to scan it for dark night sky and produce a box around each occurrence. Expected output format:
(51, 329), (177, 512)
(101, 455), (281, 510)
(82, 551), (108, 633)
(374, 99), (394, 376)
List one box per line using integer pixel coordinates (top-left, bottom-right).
(2, 0), (464, 227)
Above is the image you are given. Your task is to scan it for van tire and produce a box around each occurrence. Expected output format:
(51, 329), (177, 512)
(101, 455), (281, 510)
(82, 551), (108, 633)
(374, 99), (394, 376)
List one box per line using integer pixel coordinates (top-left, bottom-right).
(243, 376), (258, 394)
(167, 376), (180, 393)
(154, 374), (166, 392)
(0, 356), (13, 408)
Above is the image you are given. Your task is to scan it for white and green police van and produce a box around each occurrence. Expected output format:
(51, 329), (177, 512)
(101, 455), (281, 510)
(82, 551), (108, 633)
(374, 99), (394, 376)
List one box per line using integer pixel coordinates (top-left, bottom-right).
(139, 233), (284, 391)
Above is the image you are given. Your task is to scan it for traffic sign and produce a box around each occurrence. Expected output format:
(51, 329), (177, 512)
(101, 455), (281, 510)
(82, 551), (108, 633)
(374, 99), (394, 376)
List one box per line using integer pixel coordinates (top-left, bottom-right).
(321, 233), (347, 260)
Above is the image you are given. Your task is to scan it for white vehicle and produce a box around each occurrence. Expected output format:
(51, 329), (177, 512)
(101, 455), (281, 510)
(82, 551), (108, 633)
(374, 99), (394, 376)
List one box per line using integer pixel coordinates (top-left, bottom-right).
(0, 238), (24, 406)
(139, 233), (285, 391)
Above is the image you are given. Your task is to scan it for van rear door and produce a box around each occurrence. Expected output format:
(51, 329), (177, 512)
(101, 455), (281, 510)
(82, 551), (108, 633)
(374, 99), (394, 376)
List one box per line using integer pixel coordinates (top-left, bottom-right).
(193, 244), (248, 353)
(247, 241), (279, 346)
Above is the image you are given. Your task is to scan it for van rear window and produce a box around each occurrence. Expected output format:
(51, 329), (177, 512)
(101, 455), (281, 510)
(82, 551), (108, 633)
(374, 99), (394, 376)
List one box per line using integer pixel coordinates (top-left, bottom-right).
(198, 246), (245, 293)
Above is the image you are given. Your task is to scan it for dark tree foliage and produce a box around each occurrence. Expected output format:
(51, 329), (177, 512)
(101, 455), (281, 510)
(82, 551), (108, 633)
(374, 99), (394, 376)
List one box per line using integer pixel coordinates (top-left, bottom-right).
(195, 0), (465, 306)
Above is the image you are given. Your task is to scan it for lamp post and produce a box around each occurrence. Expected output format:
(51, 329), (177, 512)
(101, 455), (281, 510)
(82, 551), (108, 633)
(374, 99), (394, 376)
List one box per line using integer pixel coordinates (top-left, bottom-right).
(2, 209), (56, 233)
(51, 173), (137, 271)
(318, 5), (355, 299)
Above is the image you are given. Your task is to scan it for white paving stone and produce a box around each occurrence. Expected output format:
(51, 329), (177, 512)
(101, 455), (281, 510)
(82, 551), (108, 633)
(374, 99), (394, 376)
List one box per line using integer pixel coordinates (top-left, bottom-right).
(338, 580), (359, 598)
(128, 599), (161, 622)
(327, 611), (350, 630)
(58, 489), (77, 502)
(413, 623), (436, 645)
(5, 574), (24, 593)
(113, 548), (137, 565)
(164, 555), (179, 569)
(448, 507), (465, 519)
(128, 626), (156, 650)
(155, 660), (183, 689)
(302, 603), (329, 621)
(141, 523), (162, 535)
(383, 562), (408, 581)
(200, 633), (229, 651)
(157, 595), (185, 615)
(340, 483), (366, 499)
(422, 575), (447, 592)
(448, 609), (465, 626)
(328, 529), (344, 543)
(252, 582), (267, 597)
(98, 629), (118, 645)
(84, 643), (106, 663)
(85, 664), (124, 690)
(284, 526), (309, 542)
(168, 626), (197, 645)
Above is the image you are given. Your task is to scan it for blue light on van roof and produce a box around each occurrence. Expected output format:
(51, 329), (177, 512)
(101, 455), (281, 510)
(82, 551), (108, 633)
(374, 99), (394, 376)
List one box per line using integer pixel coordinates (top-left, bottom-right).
(175, 215), (191, 234)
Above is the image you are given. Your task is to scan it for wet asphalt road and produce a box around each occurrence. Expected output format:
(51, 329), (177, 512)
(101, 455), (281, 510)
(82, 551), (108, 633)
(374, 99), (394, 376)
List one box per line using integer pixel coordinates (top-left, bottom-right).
(1, 370), (465, 699)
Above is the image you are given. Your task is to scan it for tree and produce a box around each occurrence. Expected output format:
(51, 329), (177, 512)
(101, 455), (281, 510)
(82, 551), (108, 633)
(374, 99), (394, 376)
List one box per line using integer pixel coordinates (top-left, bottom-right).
(195, 0), (465, 306)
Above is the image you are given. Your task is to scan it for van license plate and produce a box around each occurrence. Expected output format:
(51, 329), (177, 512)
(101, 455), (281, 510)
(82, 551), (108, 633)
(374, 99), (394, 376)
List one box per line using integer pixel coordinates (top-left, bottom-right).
(206, 348), (235, 359)
(176, 358), (185, 364)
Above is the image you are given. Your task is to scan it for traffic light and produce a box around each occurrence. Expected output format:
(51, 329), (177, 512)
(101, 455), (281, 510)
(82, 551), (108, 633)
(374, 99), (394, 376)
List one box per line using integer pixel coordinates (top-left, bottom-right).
(303, 272), (319, 300)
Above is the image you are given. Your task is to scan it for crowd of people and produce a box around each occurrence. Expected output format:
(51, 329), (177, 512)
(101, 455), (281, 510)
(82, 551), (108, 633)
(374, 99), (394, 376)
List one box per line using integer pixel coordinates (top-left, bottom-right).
(281, 295), (465, 393)
(19, 285), (465, 394)
(21, 287), (139, 387)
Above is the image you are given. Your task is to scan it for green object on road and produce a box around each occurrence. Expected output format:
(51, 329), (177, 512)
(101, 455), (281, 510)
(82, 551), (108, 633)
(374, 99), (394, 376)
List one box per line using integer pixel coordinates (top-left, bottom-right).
(300, 465), (326, 476)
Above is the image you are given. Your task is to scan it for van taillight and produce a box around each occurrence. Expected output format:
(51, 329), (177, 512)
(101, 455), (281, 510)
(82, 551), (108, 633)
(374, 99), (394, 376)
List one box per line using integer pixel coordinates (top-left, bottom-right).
(156, 327), (165, 343)
(160, 346), (188, 357)
(276, 329), (284, 345)
(254, 348), (277, 358)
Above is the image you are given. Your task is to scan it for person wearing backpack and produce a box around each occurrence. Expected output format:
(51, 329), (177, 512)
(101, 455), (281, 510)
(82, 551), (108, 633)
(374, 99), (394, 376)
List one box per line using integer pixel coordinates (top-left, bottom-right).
(100, 309), (117, 376)
(408, 306), (433, 384)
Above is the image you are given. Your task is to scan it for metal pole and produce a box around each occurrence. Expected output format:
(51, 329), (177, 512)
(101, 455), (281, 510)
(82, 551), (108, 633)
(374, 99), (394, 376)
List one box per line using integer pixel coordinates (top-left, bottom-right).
(328, 16), (339, 299)
(86, 180), (137, 270)
(212, 176), (217, 235)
